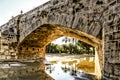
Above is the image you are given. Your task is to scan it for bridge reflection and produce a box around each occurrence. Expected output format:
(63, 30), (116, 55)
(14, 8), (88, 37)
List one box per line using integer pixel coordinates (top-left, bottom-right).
(0, 59), (53, 80)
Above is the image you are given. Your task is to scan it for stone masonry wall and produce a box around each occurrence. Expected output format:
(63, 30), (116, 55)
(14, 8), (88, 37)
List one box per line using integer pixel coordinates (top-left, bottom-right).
(103, 0), (120, 79)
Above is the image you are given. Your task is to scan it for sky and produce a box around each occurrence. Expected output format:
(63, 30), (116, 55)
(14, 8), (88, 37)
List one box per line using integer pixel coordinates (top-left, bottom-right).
(52, 37), (66, 45)
(0, 0), (67, 45)
(0, 0), (49, 26)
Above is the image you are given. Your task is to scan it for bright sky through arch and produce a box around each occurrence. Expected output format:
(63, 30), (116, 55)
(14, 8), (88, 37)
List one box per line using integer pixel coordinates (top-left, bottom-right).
(0, 0), (49, 26)
(52, 37), (66, 45)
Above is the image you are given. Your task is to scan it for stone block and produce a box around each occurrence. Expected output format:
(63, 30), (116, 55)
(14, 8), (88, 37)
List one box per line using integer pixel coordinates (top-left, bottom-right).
(114, 65), (120, 76)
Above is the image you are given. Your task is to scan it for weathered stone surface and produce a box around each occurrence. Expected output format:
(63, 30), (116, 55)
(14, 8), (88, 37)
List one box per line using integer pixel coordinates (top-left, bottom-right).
(103, 0), (120, 79)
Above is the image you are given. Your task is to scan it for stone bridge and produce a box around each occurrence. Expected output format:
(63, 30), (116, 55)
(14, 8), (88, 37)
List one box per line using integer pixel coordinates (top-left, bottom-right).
(0, 0), (120, 79)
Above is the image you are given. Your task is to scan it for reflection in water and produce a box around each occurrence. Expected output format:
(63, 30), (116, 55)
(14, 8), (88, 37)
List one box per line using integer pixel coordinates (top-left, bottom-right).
(0, 55), (97, 80)
(0, 60), (54, 80)
(45, 55), (97, 80)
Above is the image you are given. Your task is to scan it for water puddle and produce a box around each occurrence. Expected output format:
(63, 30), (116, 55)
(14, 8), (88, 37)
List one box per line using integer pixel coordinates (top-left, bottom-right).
(45, 54), (96, 80)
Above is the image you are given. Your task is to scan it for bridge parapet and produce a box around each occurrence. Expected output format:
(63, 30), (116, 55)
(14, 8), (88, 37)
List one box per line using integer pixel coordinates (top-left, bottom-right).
(0, 15), (19, 32)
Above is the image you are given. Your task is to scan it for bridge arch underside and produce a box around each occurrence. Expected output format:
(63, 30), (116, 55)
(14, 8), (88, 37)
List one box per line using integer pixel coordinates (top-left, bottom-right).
(18, 24), (103, 78)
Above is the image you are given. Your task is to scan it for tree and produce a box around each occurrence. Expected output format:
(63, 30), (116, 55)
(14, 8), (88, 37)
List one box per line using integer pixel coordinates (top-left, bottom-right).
(46, 37), (95, 55)
(76, 41), (93, 54)
(62, 44), (69, 53)
(62, 36), (71, 44)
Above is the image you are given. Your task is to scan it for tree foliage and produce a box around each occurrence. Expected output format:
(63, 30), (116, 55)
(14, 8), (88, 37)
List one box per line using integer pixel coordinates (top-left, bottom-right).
(46, 37), (94, 55)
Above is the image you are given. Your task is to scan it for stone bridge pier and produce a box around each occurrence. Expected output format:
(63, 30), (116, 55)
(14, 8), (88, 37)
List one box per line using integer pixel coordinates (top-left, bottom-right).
(17, 46), (46, 59)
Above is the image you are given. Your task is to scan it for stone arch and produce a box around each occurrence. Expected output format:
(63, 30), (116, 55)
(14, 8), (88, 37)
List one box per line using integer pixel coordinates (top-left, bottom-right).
(18, 24), (103, 78)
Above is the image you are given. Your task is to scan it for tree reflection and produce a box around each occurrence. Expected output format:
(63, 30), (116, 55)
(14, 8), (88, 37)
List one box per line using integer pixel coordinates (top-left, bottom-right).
(46, 64), (55, 74)
(61, 64), (68, 73)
